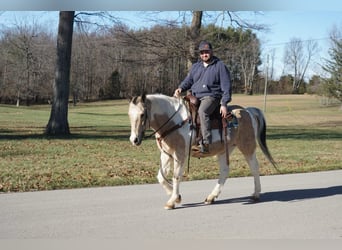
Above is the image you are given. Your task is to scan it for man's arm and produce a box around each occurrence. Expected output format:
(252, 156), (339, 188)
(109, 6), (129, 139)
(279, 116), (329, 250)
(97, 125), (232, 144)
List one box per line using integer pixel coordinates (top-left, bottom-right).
(219, 63), (232, 105)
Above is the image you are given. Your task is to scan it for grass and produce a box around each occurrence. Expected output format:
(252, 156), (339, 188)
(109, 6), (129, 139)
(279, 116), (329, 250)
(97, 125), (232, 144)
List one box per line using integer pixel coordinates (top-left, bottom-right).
(0, 95), (341, 192)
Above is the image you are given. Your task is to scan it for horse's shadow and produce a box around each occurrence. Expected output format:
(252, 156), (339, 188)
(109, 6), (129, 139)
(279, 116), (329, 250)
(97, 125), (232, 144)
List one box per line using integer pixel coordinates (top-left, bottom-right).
(181, 185), (342, 208)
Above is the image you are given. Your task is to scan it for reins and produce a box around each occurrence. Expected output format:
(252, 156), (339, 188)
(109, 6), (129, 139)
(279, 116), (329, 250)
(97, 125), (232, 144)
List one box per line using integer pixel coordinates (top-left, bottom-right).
(144, 97), (183, 140)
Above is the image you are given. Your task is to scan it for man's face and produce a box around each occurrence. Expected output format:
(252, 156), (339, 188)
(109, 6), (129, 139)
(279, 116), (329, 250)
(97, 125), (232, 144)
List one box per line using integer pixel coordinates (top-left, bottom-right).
(200, 50), (212, 63)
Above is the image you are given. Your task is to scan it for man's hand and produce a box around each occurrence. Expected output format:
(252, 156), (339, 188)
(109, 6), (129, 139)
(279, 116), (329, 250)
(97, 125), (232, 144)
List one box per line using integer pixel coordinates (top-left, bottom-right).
(173, 88), (182, 97)
(220, 105), (233, 120)
(220, 105), (228, 118)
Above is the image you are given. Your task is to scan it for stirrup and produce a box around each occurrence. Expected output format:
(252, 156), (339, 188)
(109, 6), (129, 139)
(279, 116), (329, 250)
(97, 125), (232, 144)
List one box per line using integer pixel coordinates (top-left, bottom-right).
(192, 143), (209, 153)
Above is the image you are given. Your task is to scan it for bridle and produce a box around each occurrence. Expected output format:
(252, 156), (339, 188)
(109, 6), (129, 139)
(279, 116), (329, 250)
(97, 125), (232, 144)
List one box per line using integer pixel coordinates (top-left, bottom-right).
(143, 97), (189, 142)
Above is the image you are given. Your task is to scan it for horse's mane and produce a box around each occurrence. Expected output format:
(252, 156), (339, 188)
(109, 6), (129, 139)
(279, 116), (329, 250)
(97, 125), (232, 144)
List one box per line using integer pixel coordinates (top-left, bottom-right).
(146, 93), (173, 99)
(146, 93), (183, 105)
(144, 94), (189, 120)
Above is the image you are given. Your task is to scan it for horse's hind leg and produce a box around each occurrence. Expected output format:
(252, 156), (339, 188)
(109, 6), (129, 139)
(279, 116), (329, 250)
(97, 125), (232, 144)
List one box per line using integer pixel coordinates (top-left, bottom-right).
(244, 152), (261, 201)
(204, 153), (231, 204)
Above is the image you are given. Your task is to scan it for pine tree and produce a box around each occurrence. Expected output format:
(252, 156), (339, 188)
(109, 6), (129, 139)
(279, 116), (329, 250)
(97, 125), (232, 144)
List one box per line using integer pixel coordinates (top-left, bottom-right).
(322, 36), (342, 103)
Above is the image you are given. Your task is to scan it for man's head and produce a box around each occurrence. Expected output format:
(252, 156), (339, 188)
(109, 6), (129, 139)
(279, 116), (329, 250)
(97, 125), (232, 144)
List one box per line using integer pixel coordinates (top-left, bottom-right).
(198, 41), (213, 63)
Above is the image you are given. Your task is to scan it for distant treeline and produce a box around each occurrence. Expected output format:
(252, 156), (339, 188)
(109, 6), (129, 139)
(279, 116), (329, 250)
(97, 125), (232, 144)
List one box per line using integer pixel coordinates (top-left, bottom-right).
(0, 22), (320, 105)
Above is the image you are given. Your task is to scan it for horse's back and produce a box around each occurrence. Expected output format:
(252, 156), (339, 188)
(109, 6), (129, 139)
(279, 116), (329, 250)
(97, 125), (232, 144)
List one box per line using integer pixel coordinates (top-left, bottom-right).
(228, 104), (245, 112)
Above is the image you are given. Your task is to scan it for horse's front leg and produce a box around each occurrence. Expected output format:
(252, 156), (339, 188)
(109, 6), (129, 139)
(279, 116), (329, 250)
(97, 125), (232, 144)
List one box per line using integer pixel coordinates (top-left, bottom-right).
(164, 158), (184, 210)
(204, 148), (233, 204)
(157, 151), (173, 196)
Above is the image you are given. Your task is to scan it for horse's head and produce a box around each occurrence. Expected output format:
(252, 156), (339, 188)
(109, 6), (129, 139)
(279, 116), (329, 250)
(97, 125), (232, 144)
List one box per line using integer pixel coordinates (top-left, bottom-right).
(128, 94), (148, 146)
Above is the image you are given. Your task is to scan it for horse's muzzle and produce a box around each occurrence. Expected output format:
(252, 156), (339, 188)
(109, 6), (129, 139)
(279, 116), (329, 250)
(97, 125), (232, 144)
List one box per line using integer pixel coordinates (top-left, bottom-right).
(133, 137), (142, 146)
(130, 135), (142, 146)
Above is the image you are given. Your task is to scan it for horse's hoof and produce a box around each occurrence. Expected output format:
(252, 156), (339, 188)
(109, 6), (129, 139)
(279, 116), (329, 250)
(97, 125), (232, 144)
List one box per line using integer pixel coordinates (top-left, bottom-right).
(164, 203), (175, 210)
(176, 195), (182, 204)
(251, 195), (260, 202)
(253, 197), (260, 202)
(204, 197), (215, 205)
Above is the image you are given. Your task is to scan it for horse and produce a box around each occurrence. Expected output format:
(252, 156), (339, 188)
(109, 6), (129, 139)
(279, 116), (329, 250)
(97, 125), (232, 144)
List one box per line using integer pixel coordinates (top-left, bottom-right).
(128, 93), (278, 209)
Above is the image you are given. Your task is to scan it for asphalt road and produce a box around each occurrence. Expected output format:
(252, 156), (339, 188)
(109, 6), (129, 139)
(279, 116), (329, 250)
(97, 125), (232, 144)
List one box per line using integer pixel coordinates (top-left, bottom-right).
(0, 170), (341, 239)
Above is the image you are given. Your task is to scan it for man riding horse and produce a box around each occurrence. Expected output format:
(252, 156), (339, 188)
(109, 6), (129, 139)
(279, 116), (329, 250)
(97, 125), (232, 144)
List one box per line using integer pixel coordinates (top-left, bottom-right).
(174, 41), (232, 154)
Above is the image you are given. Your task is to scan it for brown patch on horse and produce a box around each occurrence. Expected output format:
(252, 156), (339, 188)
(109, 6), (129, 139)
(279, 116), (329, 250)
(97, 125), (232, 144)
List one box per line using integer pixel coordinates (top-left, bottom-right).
(191, 141), (225, 158)
(164, 130), (186, 161)
(234, 109), (256, 156)
(151, 113), (186, 162)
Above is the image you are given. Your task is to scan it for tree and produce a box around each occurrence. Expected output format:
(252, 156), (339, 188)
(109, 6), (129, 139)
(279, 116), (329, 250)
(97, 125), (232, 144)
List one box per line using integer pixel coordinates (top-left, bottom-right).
(0, 21), (55, 105)
(45, 11), (75, 135)
(0, 11), (266, 103)
(322, 27), (342, 104)
(238, 30), (261, 94)
(283, 37), (318, 94)
(187, 11), (202, 70)
(101, 70), (121, 99)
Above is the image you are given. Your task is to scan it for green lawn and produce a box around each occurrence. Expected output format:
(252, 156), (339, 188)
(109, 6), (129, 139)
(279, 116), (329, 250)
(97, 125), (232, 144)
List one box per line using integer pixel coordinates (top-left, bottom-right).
(0, 95), (341, 192)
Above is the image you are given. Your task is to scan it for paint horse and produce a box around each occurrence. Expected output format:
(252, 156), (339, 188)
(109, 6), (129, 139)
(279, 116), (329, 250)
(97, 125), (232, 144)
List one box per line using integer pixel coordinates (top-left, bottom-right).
(128, 93), (277, 209)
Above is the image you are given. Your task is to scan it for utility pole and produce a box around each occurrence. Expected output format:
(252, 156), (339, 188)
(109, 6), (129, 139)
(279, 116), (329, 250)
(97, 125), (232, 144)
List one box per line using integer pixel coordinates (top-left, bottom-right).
(263, 54), (269, 113)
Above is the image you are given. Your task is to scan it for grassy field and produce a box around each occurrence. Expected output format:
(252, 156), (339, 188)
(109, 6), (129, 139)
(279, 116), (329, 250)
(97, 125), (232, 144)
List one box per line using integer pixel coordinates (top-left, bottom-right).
(0, 94), (341, 192)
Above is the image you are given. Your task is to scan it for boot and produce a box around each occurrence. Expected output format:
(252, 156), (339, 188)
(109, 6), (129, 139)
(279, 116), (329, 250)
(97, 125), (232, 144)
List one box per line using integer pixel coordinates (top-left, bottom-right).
(192, 143), (209, 154)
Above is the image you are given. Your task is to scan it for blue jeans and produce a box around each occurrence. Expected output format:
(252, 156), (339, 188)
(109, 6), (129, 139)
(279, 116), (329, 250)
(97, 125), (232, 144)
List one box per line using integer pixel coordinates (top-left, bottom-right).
(198, 96), (220, 144)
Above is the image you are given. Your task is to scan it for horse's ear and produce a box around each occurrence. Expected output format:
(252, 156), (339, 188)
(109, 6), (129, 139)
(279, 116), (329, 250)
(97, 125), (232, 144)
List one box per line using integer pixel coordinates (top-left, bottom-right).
(129, 92), (146, 104)
(127, 94), (133, 102)
(130, 96), (140, 104)
(141, 92), (146, 103)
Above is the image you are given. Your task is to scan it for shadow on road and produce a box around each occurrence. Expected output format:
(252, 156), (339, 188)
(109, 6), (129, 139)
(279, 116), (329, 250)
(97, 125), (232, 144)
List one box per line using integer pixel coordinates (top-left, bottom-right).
(182, 185), (342, 208)
(259, 185), (342, 202)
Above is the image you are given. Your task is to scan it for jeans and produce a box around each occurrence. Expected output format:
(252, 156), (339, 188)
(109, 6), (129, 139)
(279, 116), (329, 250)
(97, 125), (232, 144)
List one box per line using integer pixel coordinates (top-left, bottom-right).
(198, 96), (220, 144)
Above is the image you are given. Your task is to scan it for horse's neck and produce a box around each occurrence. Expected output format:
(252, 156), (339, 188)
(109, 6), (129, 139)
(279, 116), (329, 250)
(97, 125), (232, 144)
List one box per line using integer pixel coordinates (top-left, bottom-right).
(148, 96), (185, 130)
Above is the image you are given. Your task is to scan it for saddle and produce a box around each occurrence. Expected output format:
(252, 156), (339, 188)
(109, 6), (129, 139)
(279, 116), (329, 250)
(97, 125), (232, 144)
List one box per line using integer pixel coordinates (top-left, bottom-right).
(183, 93), (235, 144)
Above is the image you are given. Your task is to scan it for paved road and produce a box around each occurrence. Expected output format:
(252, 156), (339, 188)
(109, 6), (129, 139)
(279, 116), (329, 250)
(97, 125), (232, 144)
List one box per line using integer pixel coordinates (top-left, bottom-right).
(0, 170), (341, 239)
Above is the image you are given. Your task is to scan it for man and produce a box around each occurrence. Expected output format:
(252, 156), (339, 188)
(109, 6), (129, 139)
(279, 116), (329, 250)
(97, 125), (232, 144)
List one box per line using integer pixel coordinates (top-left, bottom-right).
(174, 41), (232, 153)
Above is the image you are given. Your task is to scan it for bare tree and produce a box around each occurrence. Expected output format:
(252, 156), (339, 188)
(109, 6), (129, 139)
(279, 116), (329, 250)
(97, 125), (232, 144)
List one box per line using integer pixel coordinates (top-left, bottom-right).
(0, 20), (55, 105)
(45, 11), (75, 135)
(283, 37), (319, 93)
(187, 11), (202, 70)
(0, 11), (268, 104)
(239, 33), (260, 94)
(268, 48), (276, 80)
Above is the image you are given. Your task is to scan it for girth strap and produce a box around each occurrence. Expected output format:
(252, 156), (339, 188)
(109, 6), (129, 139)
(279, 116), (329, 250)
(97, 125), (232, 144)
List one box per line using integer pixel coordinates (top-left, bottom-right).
(156, 118), (189, 144)
(222, 118), (230, 165)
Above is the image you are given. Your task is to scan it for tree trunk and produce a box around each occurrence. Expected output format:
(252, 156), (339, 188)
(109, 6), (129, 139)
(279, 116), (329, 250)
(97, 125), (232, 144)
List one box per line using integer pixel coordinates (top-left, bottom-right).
(187, 11), (202, 70)
(45, 11), (75, 135)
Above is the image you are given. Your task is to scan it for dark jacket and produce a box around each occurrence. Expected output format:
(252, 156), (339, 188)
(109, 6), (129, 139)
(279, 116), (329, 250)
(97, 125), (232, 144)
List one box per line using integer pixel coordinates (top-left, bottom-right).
(179, 56), (232, 105)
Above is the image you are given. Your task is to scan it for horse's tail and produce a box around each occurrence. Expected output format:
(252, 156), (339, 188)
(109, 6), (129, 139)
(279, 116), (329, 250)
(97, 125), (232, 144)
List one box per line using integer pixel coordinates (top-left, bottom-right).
(246, 107), (280, 173)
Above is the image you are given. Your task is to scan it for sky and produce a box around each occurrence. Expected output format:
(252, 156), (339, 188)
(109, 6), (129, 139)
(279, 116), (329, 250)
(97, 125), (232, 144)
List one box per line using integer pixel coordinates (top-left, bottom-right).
(1, 10), (342, 79)
(249, 11), (342, 78)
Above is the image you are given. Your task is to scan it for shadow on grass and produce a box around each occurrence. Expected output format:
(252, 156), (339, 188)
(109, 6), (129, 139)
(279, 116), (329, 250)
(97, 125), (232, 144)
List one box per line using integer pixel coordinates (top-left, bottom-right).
(181, 185), (342, 208)
(0, 133), (130, 141)
(75, 112), (127, 117)
(0, 126), (140, 141)
(2, 125), (341, 141)
(268, 127), (342, 140)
